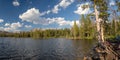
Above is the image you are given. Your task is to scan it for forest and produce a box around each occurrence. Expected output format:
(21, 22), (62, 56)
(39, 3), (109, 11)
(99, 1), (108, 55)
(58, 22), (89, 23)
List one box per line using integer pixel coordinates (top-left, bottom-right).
(0, 14), (120, 40)
(1, 0), (120, 40)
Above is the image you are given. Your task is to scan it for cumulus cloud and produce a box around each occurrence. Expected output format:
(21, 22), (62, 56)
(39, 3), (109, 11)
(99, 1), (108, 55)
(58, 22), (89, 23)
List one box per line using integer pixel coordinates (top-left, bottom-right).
(12, 0), (20, 6)
(19, 8), (49, 24)
(74, 2), (91, 15)
(19, 8), (79, 27)
(25, 25), (32, 28)
(47, 17), (79, 26)
(0, 19), (4, 23)
(10, 22), (22, 29)
(48, 17), (71, 26)
(4, 22), (23, 32)
(52, 0), (74, 13)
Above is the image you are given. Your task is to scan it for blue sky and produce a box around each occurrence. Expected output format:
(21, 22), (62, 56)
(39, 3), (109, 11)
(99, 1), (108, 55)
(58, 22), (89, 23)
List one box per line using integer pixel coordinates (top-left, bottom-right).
(0, 0), (116, 32)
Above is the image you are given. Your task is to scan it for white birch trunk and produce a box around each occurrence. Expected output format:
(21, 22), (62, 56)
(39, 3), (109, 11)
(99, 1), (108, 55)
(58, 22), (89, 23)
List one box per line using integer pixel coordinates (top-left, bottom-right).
(101, 21), (104, 42)
(94, 5), (102, 43)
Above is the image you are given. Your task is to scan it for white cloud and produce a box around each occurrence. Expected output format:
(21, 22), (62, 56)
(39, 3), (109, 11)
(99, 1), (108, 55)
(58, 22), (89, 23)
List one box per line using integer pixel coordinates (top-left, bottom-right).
(46, 10), (51, 14)
(4, 27), (11, 32)
(70, 20), (80, 26)
(25, 25), (32, 28)
(12, 0), (20, 6)
(48, 17), (70, 26)
(110, 0), (115, 6)
(4, 22), (23, 32)
(40, 10), (51, 16)
(0, 20), (23, 32)
(52, 5), (60, 13)
(19, 8), (49, 24)
(31, 0), (74, 16)
(59, 0), (74, 8)
(0, 19), (4, 23)
(4, 23), (10, 26)
(11, 22), (22, 29)
(52, 0), (74, 14)
(19, 8), (79, 27)
(74, 2), (91, 15)
(47, 17), (79, 26)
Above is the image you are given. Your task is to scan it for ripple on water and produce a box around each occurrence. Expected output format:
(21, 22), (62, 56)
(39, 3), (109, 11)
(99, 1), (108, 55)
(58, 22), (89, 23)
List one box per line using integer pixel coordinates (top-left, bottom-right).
(0, 38), (96, 60)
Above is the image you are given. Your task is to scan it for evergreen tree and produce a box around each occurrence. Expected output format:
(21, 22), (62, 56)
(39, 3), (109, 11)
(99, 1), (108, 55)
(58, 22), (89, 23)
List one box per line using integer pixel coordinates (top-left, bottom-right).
(79, 15), (95, 39)
(79, 15), (85, 39)
(73, 21), (79, 39)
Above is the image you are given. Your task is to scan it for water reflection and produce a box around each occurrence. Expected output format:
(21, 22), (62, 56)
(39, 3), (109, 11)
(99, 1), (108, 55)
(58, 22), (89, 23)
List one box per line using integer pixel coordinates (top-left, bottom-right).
(0, 37), (96, 60)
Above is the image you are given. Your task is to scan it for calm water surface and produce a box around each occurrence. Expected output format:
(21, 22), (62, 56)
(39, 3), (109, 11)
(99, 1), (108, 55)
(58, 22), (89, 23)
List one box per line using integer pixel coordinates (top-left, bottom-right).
(0, 37), (96, 60)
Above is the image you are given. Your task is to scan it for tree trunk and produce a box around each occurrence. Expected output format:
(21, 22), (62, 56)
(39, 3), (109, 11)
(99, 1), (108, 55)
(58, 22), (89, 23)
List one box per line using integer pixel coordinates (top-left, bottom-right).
(101, 20), (104, 42)
(114, 12), (118, 36)
(115, 20), (117, 36)
(94, 5), (102, 43)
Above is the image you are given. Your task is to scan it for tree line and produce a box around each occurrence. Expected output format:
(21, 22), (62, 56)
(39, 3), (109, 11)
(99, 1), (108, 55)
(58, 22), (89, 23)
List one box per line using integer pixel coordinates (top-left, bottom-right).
(0, 14), (120, 39)
(0, 28), (71, 39)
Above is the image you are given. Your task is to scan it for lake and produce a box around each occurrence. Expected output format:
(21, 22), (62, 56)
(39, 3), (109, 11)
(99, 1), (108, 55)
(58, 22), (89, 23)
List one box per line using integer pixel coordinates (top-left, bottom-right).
(0, 37), (96, 60)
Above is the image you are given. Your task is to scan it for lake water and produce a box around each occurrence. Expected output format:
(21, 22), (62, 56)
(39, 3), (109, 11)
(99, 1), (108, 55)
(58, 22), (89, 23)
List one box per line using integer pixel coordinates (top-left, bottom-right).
(0, 37), (96, 60)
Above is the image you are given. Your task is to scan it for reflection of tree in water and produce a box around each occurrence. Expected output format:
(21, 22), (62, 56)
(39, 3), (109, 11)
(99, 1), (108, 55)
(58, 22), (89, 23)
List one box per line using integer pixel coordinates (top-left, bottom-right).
(82, 40), (96, 55)
(72, 40), (96, 59)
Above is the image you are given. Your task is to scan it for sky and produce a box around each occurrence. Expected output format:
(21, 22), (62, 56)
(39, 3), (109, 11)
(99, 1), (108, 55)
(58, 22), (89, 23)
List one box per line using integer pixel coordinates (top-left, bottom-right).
(0, 0), (115, 32)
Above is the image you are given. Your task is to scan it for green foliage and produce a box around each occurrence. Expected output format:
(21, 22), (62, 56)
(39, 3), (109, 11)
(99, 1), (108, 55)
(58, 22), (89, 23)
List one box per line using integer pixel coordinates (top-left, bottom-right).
(116, 1), (120, 11)
(72, 21), (79, 38)
(103, 20), (120, 39)
(0, 28), (71, 39)
(79, 15), (95, 39)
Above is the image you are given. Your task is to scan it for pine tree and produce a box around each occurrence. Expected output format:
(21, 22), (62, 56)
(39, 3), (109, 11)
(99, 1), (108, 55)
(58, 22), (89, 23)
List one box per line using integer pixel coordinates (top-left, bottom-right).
(73, 21), (79, 39)
(79, 15), (95, 39)
(79, 15), (85, 39)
